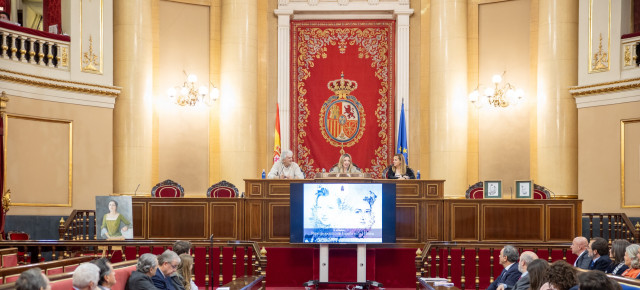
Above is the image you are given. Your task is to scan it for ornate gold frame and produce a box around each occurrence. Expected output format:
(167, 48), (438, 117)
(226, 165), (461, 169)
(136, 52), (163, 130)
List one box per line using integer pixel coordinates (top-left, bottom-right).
(4, 114), (73, 207)
(620, 118), (640, 208)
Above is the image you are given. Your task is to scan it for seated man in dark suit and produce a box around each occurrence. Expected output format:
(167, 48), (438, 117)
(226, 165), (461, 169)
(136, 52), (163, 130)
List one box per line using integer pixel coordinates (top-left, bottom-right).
(570, 236), (591, 269)
(152, 250), (183, 290)
(588, 237), (612, 272)
(498, 251), (538, 290)
(487, 245), (522, 290)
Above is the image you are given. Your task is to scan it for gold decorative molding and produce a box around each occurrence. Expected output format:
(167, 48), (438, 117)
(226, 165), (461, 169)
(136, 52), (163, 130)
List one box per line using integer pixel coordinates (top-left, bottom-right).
(570, 79), (640, 97)
(591, 34), (609, 72)
(5, 114), (73, 207)
(621, 118), (640, 208)
(0, 69), (120, 97)
(1, 189), (11, 214)
(61, 46), (69, 68)
(0, 91), (8, 112)
(82, 36), (100, 72)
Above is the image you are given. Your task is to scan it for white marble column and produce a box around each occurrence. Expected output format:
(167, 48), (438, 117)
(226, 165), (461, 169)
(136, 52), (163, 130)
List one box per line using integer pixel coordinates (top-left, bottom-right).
(275, 9), (293, 152)
(429, 0), (468, 195)
(395, 9), (412, 146)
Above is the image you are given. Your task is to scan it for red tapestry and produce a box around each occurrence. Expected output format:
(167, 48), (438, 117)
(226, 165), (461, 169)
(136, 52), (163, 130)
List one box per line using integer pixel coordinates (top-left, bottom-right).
(43, 0), (61, 33)
(291, 20), (395, 179)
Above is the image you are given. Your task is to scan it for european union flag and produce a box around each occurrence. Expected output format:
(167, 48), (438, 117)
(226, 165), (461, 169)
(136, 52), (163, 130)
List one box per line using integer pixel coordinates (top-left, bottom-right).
(397, 100), (408, 165)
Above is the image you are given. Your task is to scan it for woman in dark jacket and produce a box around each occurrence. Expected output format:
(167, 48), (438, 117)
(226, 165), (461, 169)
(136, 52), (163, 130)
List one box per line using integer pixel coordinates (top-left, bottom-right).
(606, 239), (630, 275)
(126, 253), (160, 290)
(384, 154), (415, 179)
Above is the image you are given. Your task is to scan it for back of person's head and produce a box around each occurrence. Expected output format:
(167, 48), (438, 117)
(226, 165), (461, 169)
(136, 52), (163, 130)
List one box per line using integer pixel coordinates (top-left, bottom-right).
(137, 253), (158, 274)
(91, 257), (111, 286)
(611, 239), (631, 264)
(158, 249), (179, 265)
(591, 237), (609, 256)
(545, 260), (577, 290)
(520, 251), (538, 266)
(72, 263), (100, 289)
(503, 245), (519, 263)
(177, 253), (194, 289)
(528, 259), (550, 290)
(173, 240), (192, 256)
(625, 244), (640, 269)
(578, 270), (622, 290)
(16, 268), (49, 290)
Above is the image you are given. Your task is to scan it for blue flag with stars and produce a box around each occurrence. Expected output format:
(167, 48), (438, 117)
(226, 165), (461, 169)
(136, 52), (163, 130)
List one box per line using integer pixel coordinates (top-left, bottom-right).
(397, 101), (408, 165)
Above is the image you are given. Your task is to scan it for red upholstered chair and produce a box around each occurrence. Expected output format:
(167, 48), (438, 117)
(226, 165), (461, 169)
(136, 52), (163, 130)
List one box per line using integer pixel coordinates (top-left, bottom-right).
(7, 231), (31, 264)
(533, 183), (552, 199)
(207, 180), (239, 198)
(151, 179), (184, 197)
(465, 182), (484, 199)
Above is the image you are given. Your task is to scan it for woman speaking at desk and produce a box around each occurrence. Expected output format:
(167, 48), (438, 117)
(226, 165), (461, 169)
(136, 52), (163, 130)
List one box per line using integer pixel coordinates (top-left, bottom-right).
(101, 200), (131, 240)
(330, 153), (361, 174)
(385, 154), (415, 179)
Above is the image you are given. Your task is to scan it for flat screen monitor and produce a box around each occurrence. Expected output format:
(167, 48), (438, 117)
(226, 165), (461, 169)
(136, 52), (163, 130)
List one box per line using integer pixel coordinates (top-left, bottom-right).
(290, 183), (396, 244)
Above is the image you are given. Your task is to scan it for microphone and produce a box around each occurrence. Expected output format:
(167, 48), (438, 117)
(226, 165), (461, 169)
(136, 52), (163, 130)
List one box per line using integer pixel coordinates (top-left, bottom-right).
(134, 184), (140, 196)
(209, 234), (214, 242)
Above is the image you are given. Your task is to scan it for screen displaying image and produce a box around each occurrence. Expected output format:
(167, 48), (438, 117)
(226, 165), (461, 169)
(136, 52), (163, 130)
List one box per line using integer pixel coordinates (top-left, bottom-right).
(302, 184), (383, 243)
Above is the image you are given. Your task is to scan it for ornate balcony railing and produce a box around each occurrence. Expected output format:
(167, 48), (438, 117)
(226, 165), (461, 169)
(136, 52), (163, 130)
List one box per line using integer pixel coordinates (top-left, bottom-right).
(0, 21), (70, 70)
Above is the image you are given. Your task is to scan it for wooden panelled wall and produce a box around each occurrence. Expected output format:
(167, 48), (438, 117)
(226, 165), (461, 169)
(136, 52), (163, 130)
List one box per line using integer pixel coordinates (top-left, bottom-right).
(131, 179), (581, 246)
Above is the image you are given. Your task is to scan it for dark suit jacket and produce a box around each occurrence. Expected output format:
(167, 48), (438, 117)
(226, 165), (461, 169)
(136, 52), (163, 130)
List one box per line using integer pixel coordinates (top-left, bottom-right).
(152, 269), (176, 290)
(574, 251), (591, 269)
(505, 273), (529, 290)
(487, 264), (521, 290)
(590, 255), (612, 272)
(125, 270), (159, 290)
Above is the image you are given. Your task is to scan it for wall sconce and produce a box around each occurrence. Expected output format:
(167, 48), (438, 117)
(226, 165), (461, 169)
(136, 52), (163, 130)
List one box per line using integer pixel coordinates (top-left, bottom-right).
(167, 71), (218, 106)
(469, 72), (524, 108)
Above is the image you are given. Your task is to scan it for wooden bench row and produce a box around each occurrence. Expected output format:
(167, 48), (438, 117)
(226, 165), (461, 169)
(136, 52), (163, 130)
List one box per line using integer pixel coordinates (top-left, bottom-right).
(0, 255), (96, 284)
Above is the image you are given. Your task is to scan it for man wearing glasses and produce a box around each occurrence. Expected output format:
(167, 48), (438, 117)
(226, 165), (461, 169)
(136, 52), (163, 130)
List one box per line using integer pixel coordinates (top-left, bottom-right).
(152, 250), (183, 290)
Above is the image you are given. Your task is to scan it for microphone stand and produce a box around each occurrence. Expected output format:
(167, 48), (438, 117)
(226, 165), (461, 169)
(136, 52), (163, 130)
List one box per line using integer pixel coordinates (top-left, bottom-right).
(209, 234), (214, 290)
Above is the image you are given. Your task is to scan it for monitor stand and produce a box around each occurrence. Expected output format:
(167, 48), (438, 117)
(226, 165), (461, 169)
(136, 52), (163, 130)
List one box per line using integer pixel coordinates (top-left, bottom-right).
(305, 244), (383, 289)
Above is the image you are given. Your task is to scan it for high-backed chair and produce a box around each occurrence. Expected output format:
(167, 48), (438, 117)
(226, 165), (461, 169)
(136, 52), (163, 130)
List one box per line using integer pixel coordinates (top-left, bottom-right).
(207, 180), (239, 198)
(465, 182), (484, 199)
(7, 231), (30, 264)
(533, 183), (552, 199)
(151, 179), (184, 197)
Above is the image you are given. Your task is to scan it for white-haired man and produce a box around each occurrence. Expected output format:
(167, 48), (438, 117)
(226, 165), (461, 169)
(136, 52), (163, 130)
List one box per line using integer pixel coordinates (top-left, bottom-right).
(72, 262), (100, 290)
(498, 251), (538, 290)
(267, 149), (305, 179)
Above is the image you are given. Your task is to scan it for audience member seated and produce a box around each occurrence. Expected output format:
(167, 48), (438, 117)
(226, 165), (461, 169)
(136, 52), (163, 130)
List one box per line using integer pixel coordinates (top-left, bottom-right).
(540, 260), (578, 290)
(72, 262), (101, 290)
(92, 257), (117, 290)
(172, 240), (192, 256)
(498, 251), (538, 290)
(152, 250), (182, 290)
(487, 245), (521, 290)
(607, 239), (631, 275)
(16, 267), (51, 290)
(126, 253), (158, 290)
(571, 236), (591, 269)
(329, 153), (361, 174)
(589, 237), (612, 271)
(622, 244), (640, 279)
(175, 254), (197, 290)
(527, 259), (550, 290)
(578, 270), (622, 290)
(267, 149), (304, 179)
(0, 11), (8, 21)
(384, 153), (415, 179)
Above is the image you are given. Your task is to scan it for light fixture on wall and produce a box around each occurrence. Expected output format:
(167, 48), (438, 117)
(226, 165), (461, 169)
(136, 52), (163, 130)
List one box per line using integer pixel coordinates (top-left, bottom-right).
(167, 71), (219, 106)
(469, 72), (524, 108)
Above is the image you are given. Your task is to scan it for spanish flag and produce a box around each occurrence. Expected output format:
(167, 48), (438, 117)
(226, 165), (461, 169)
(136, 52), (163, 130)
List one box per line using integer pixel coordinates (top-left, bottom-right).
(273, 103), (281, 164)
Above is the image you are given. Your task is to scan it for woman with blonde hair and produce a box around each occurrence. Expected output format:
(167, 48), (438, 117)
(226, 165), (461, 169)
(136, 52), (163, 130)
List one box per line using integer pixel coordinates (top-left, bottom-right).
(175, 253), (198, 290)
(621, 244), (640, 279)
(330, 153), (361, 173)
(384, 154), (415, 179)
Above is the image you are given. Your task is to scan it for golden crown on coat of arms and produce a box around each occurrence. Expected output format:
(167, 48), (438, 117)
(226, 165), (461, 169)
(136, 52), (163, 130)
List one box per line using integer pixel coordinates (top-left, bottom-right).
(327, 73), (358, 98)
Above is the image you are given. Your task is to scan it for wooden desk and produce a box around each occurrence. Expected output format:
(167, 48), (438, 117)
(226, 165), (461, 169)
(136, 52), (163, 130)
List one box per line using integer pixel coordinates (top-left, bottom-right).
(130, 179), (581, 245)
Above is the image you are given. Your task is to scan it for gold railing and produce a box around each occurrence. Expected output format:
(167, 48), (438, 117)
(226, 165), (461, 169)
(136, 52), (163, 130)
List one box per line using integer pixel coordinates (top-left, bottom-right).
(0, 239), (266, 289)
(58, 209), (96, 240)
(582, 212), (640, 243)
(414, 242), (572, 290)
